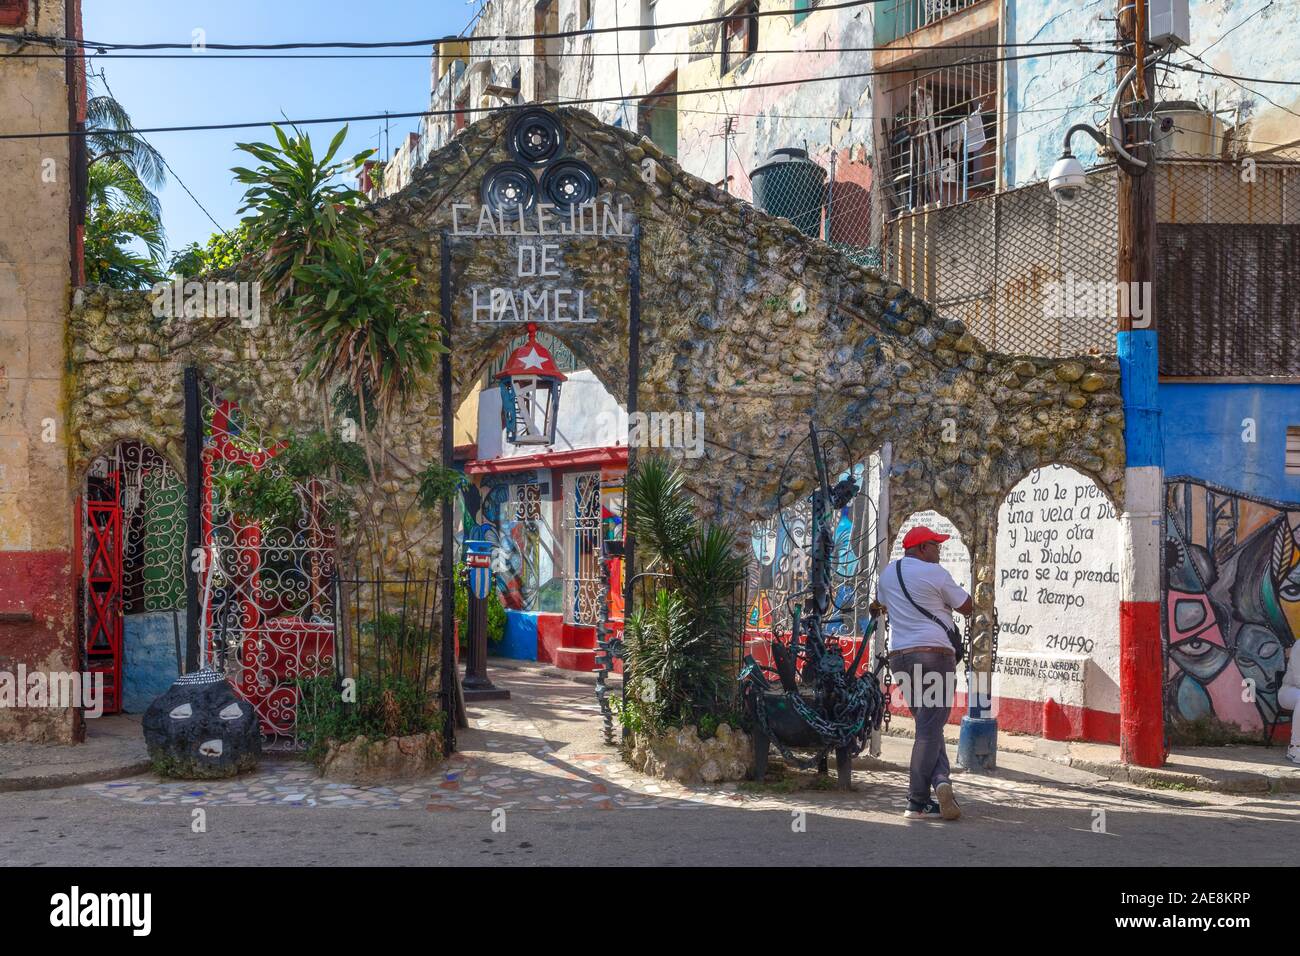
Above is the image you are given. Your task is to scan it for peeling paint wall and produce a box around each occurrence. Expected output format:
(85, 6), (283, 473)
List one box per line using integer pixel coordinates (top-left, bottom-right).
(1005, 0), (1300, 188)
(422, 1), (876, 242)
(0, 0), (81, 743)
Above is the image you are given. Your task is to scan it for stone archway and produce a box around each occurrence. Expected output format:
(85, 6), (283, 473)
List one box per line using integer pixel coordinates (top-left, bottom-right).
(364, 107), (1124, 670)
(68, 106), (1125, 689)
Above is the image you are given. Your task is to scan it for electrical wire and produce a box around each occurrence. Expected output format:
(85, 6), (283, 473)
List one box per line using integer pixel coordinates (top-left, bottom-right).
(34, 1), (893, 51)
(92, 65), (229, 238)
(0, 47), (1118, 141)
(1, 40), (1122, 60)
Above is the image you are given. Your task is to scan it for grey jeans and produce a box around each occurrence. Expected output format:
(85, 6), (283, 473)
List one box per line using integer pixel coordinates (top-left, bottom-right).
(890, 648), (957, 804)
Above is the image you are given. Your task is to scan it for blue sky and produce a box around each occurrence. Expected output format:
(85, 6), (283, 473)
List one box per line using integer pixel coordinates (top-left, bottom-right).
(84, 0), (483, 255)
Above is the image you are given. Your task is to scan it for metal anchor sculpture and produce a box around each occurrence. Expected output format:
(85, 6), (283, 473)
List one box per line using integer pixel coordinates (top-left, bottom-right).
(739, 421), (889, 789)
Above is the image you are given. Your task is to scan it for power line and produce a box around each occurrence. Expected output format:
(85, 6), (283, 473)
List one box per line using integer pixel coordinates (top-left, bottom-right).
(1171, 58), (1300, 88)
(0, 47), (1117, 141)
(3, 40), (1121, 60)
(92, 67), (230, 239)
(35, 0), (891, 51)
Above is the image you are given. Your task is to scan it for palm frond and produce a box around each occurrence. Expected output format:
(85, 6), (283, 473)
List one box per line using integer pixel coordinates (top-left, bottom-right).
(86, 94), (167, 190)
(626, 456), (695, 571)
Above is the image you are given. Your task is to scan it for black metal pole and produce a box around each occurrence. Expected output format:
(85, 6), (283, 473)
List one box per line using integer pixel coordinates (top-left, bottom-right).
(621, 224), (642, 739)
(439, 233), (457, 755)
(183, 365), (202, 673)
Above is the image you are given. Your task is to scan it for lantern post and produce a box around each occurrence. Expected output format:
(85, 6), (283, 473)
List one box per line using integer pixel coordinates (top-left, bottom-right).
(495, 322), (567, 447)
(462, 538), (508, 701)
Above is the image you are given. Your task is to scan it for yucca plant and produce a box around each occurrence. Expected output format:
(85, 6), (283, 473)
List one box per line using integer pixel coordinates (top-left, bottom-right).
(293, 239), (444, 415)
(624, 456), (748, 733)
(233, 124), (373, 303)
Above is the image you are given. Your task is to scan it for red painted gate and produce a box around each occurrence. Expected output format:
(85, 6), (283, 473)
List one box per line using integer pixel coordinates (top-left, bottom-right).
(84, 472), (123, 714)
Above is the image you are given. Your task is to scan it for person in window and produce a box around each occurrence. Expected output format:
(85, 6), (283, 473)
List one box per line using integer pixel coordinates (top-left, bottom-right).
(875, 525), (973, 820)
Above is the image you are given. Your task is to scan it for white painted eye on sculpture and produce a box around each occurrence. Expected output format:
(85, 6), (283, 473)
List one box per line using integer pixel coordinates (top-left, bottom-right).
(219, 702), (243, 720)
(169, 703), (192, 719)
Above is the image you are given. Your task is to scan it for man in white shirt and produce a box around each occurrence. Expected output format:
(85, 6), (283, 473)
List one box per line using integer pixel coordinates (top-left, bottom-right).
(876, 525), (973, 820)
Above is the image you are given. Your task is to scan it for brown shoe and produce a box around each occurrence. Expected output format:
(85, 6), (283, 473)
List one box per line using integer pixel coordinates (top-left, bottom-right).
(935, 781), (961, 821)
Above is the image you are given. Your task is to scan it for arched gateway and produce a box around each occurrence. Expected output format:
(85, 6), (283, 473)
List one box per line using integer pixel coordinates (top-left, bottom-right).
(69, 107), (1124, 707)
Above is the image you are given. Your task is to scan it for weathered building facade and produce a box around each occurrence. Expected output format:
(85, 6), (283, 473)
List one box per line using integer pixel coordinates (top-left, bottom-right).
(0, 0), (86, 743)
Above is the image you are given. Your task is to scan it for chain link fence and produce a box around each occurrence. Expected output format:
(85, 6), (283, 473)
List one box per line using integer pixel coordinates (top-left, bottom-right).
(883, 167), (1120, 357)
(742, 140), (1300, 367)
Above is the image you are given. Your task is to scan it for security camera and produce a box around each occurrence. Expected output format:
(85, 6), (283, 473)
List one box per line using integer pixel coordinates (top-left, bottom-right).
(1049, 152), (1087, 205)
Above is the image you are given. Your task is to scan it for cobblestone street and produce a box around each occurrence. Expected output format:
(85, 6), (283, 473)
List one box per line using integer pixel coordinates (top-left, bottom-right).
(2, 668), (1298, 867)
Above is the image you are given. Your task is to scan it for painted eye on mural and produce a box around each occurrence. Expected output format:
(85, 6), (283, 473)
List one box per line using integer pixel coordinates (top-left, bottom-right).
(219, 702), (244, 720)
(168, 703), (192, 719)
(1172, 637), (1214, 659)
(1239, 640), (1282, 668)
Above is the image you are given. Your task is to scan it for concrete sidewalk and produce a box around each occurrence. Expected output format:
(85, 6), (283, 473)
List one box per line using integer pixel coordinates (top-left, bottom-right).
(884, 714), (1300, 794)
(488, 655), (622, 689)
(493, 656), (1300, 794)
(0, 714), (150, 793)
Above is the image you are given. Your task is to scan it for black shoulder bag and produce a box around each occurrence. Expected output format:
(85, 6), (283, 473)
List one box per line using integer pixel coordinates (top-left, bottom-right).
(895, 560), (964, 664)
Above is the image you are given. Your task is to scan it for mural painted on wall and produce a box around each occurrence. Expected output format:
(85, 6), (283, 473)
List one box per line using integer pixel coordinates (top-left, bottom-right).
(747, 455), (882, 641)
(994, 465), (1122, 714)
(1165, 478), (1300, 734)
(470, 472), (556, 612)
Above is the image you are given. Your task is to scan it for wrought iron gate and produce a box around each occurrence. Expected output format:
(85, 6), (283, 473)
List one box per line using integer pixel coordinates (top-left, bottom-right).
(198, 384), (337, 741)
(563, 472), (603, 626)
(82, 442), (190, 714)
(84, 471), (123, 714)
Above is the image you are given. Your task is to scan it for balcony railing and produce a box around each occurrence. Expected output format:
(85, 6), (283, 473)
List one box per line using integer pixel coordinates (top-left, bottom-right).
(873, 0), (983, 45)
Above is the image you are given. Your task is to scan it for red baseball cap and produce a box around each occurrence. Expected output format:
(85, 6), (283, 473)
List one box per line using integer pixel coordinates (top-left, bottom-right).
(902, 525), (950, 549)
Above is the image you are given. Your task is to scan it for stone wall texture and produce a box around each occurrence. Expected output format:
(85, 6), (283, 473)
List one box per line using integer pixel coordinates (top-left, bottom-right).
(68, 107), (1125, 680)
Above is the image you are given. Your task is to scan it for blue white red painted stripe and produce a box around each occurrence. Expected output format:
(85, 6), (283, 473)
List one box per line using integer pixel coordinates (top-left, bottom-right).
(1117, 329), (1164, 767)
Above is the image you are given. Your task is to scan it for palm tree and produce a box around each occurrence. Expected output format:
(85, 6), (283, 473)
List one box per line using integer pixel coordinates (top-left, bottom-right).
(84, 158), (166, 288)
(82, 77), (168, 288)
(86, 87), (166, 209)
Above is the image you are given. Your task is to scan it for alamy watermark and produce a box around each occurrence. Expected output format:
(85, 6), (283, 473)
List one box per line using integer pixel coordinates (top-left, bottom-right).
(1042, 274), (1151, 328)
(0, 666), (105, 718)
(151, 275), (261, 328)
(595, 408), (706, 458)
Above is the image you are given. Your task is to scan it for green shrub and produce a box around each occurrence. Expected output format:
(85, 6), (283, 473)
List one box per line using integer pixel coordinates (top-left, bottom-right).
(622, 456), (747, 737)
(454, 572), (506, 646)
(295, 673), (445, 767)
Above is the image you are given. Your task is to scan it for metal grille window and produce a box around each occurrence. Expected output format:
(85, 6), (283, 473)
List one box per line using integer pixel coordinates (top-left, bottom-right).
(874, 0), (984, 44)
(638, 73), (678, 159)
(562, 472), (603, 626)
(721, 2), (758, 75)
(882, 45), (998, 219)
(1288, 428), (1300, 476)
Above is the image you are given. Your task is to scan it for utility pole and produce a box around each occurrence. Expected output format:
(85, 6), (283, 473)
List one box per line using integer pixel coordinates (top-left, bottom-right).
(1115, 0), (1165, 768)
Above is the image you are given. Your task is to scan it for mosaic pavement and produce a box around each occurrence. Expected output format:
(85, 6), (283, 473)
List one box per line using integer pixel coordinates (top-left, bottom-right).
(84, 668), (1186, 818)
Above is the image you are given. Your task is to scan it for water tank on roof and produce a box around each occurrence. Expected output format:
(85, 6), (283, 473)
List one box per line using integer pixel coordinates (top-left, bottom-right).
(1154, 101), (1226, 159)
(749, 148), (827, 238)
